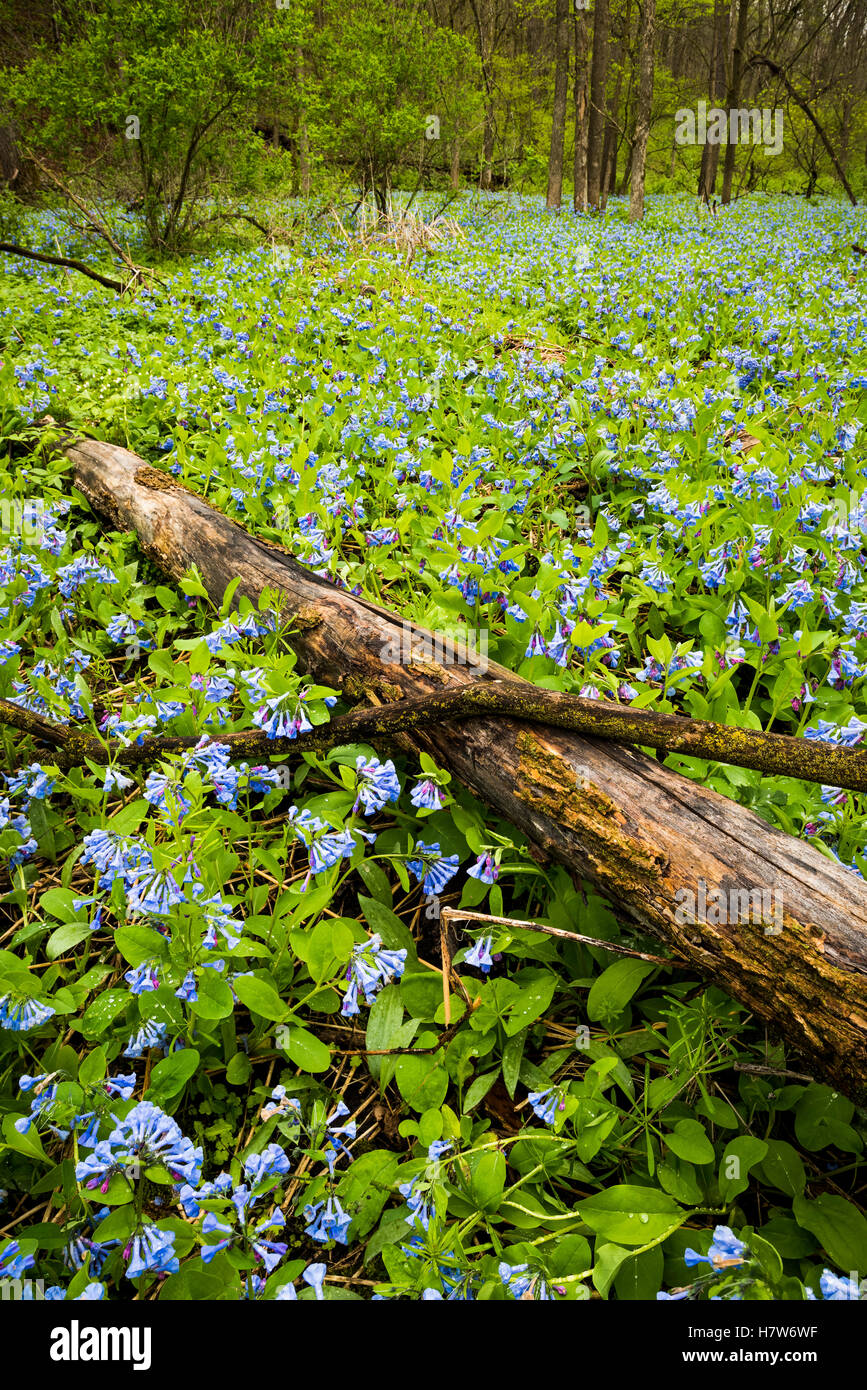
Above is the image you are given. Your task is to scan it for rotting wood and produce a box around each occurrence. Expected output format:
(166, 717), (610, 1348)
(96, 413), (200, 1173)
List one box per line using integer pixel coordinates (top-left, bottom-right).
(38, 434), (867, 1100)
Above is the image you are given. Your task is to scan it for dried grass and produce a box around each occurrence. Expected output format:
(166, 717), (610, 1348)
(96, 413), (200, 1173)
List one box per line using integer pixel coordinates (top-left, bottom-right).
(496, 333), (567, 363)
(330, 201), (464, 266)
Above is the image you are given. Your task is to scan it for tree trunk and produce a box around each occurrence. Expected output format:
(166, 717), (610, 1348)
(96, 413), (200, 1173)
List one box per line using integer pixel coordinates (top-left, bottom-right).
(586, 0), (610, 208)
(629, 0), (656, 221)
(546, 0), (570, 210)
(295, 51), (311, 198)
(0, 125), (24, 190)
(450, 139), (461, 190)
(572, 8), (590, 211)
(699, 0), (726, 200)
(61, 436), (867, 1103)
(721, 0), (749, 206)
(480, 106), (495, 189)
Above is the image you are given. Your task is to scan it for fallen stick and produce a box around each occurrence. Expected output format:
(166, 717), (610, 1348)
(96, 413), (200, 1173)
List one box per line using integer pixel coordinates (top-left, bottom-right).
(57, 435), (867, 1100)
(0, 242), (125, 293)
(440, 906), (694, 969)
(6, 680), (867, 792)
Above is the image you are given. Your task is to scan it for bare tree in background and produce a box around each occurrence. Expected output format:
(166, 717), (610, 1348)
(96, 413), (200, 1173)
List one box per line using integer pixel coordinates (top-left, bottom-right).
(546, 0), (571, 208)
(699, 0), (727, 200)
(573, 1), (590, 210)
(721, 0), (750, 204)
(586, 0), (610, 207)
(629, 0), (656, 220)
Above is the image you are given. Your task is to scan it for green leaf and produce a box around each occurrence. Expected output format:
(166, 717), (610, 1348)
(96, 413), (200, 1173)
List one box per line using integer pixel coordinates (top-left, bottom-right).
(146, 1048), (200, 1102)
(578, 1185), (683, 1246)
(45, 922), (92, 959)
(93, 1205), (137, 1243)
(359, 896), (416, 959)
(39, 887), (81, 919)
(190, 970), (236, 1021)
(189, 640), (211, 674)
(748, 1229), (784, 1285)
(756, 1140), (806, 1197)
(664, 1119), (715, 1165)
(462, 1067), (499, 1114)
(613, 1244), (664, 1301)
(793, 1194), (867, 1273)
(114, 924), (168, 968)
(400, 971), (443, 1020)
(467, 1150), (506, 1212)
(395, 1049), (449, 1113)
(78, 1046), (107, 1088)
(719, 1136), (768, 1201)
(794, 1086), (861, 1153)
(586, 959), (654, 1024)
(226, 1052), (252, 1085)
(418, 1108), (443, 1147)
(233, 975), (288, 1022)
(338, 1150), (400, 1240)
(366, 983), (403, 1083)
(78, 989), (129, 1038)
(502, 1028), (526, 1098)
(355, 858), (392, 906)
(285, 1027), (331, 1073)
(504, 970), (557, 1036)
(3, 1112), (48, 1161)
(307, 917), (355, 984)
(592, 1242), (631, 1298)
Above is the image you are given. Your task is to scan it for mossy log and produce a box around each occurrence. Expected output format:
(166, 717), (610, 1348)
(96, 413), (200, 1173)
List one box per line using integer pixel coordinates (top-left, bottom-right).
(64, 435), (867, 1101)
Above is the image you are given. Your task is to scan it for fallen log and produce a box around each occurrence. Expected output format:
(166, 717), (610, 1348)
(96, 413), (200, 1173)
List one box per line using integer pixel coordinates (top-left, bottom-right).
(61, 436), (867, 1100)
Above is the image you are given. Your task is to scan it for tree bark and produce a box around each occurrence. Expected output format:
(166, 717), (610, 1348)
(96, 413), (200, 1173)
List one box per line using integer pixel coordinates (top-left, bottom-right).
(294, 49), (311, 198)
(721, 0), (749, 205)
(546, 0), (570, 210)
(699, 0), (726, 200)
(629, 0), (656, 221)
(62, 436), (867, 1102)
(0, 243), (125, 293)
(572, 8), (590, 211)
(586, 0), (610, 208)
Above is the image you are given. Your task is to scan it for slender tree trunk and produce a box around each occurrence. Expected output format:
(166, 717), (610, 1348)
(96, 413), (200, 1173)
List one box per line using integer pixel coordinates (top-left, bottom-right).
(599, 1), (625, 208)
(600, 78), (622, 205)
(629, 0), (657, 221)
(721, 0), (749, 205)
(546, 0), (571, 210)
(295, 50), (311, 197)
(699, 0), (725, 199)
(572, 8), (590, 211)
(469, 0), (496, 190)
(0, 125), (22, 190)
(480, 106), (495, 189)
(586, 0), (610, 208)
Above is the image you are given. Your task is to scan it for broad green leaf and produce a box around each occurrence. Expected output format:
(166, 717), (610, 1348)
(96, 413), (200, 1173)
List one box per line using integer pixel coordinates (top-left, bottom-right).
(146, 1048), (200, 1102)
(285, 1027), (331, 1073)
(793, 1194), (867, 1273)
(578, 1184), (683, 1246)
(586, 959), (654, 1025)
(233, 975), (288, 1022)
